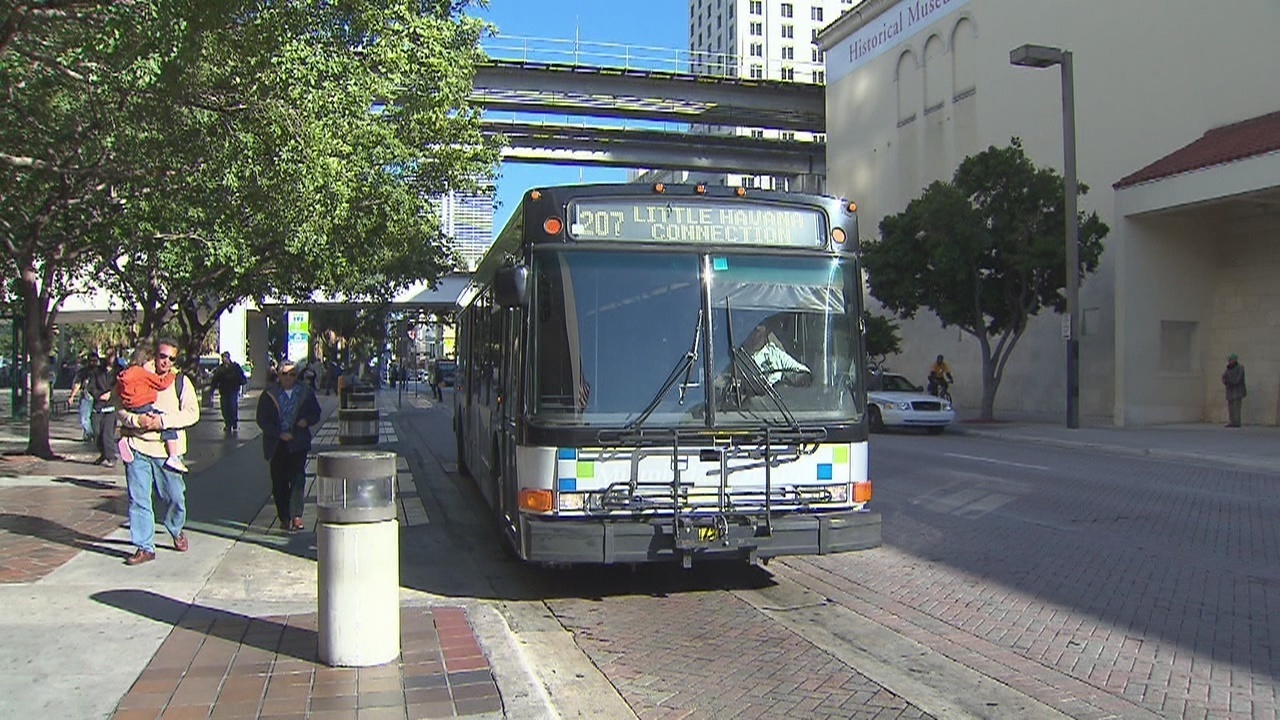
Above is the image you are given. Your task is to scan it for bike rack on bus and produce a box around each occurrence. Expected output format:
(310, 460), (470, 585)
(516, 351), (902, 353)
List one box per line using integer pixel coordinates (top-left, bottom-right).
(592, 426), (828, 563)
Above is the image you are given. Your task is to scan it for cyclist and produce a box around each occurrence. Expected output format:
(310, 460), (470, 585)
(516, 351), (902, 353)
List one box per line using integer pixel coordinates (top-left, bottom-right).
(927, 354), (953, 398)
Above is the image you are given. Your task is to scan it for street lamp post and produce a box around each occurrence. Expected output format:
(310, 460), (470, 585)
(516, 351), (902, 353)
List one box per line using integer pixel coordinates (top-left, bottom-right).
(1010, 43), (1079, 429)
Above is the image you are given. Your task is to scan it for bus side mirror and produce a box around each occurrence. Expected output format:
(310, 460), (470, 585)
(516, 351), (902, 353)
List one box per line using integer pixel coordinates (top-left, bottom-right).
(494, 265), (529, 308)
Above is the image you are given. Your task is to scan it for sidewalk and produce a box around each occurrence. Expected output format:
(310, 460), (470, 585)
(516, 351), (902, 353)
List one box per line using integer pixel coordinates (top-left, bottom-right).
(949, 410), (1280, 474)
(0, 387), (541, 720)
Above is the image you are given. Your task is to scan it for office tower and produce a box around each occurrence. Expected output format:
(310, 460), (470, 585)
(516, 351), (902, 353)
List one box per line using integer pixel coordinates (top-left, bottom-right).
(676, 0), (849, 189)
(434, 185), (496, 271)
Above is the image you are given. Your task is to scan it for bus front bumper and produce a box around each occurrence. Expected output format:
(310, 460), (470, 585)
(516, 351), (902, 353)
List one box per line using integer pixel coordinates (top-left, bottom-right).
(521, 510), (882, 565)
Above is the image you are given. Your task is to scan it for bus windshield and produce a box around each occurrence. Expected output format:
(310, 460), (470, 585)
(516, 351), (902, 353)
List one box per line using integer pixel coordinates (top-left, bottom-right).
(530, 250), (862, 427)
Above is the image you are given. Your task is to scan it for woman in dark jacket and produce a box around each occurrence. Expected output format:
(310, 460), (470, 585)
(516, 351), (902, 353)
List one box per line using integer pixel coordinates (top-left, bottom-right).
(255, 360), (322, 532)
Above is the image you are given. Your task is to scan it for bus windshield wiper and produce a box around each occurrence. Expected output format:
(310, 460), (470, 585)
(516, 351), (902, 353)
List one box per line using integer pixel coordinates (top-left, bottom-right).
(730, 345), (799, 429)
(626, 308), (703, 430)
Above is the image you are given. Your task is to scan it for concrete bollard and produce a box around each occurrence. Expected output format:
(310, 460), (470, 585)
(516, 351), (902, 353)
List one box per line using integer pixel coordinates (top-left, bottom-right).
(315, 451), (399, 667)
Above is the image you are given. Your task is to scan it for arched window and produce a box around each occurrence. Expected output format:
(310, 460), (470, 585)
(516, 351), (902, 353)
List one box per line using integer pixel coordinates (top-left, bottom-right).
(952, 17), (977, 100)
(923, 34), (946, 113)
(896, 50), (920, 125)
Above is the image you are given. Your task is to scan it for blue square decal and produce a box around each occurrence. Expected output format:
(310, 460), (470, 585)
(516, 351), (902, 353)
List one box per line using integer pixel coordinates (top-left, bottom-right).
(557, 448), (577, 460)
(817, 463), (833, 480)
(558, 478), (578, 492)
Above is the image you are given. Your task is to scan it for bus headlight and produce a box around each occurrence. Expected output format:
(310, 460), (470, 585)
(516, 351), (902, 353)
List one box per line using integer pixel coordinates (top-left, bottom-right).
(558, 492), (587, 511)
(796, 483), (850, 503)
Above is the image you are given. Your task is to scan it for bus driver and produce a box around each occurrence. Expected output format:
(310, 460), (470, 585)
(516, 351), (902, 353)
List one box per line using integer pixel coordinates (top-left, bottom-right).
(744, 322), (811, 387)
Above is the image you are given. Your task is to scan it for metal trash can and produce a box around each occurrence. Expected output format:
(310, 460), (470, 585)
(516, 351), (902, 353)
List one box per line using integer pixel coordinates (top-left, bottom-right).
(315, 451), (399, 667)
(347, 392), (377, 410)
(337, 408), (379, 445)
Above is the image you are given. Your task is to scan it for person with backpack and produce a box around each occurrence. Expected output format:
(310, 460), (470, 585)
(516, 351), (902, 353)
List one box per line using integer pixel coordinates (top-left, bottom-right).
(208, 351), (248, 434)
(116, 338), (200, 566)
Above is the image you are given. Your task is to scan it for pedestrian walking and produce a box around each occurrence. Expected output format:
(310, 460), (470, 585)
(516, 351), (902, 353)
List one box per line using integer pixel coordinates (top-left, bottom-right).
(256, 360), (322, 533)
(208, 351), (247, 434)
(116, 338), (200, 565)
(430, 361), (443, 402)
(1222, 353), (1247, 427)
(87, 349), (120, 467)
(69, 352), (98, 441)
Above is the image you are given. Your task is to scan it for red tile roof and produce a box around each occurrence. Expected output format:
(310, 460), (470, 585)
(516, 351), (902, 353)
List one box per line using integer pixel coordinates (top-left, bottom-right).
(1115, 109), (1280, 188)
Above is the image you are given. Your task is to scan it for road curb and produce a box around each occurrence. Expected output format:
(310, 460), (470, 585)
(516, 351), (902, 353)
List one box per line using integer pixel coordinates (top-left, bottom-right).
(951, 426), (1280, 474)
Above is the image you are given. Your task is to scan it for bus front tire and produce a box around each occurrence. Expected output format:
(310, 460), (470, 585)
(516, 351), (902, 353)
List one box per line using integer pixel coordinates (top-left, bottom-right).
(868, 406), (885, 432)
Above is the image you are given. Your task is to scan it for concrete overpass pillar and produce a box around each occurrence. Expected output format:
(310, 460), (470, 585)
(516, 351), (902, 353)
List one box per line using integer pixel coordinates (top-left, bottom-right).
(790, 174), (826, 195)
(219, 304), (248, 363)
(247, 309), (269, 388)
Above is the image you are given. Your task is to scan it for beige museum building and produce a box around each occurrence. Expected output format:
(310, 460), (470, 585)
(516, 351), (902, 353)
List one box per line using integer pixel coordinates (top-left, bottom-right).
(817, 0), (1280, 425)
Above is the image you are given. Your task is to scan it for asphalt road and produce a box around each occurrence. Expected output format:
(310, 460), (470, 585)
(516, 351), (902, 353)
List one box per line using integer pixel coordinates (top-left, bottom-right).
(404, 404), (1280, 719)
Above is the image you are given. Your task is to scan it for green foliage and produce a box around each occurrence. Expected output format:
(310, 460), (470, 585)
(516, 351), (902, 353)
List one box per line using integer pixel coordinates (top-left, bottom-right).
(862, 312), (901, 362)
(863, 139), (1109, 418)
(1, 1), (499, 454)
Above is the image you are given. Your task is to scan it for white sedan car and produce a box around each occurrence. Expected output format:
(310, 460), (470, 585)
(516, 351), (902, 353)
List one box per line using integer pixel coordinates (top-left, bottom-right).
(867, 372), (955, 434)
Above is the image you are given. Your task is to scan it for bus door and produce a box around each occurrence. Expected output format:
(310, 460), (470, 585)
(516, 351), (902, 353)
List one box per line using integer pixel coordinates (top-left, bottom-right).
(497, 306), (523, 524)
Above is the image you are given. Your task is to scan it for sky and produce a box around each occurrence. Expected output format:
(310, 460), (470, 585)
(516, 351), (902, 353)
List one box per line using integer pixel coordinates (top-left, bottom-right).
(470, 0), (689, 235)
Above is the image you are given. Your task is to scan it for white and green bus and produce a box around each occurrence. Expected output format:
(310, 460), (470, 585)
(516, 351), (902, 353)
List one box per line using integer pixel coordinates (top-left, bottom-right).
(454, 183), (880, 566)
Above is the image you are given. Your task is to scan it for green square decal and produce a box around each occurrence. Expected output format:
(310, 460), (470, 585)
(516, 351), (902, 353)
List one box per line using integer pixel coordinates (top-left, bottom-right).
(833, 446), (849, 464)
(576, 461), (595, 479)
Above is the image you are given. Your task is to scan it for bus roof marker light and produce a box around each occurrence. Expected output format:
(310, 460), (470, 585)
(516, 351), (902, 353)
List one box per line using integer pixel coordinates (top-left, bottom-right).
(653, 183), (665, 193)
(530, 190), (542, 201)
(695, 184), (707, 194)
(847, 201), (858, 213)
(543, 217), (563, 236)
(735, 187), (747, 197)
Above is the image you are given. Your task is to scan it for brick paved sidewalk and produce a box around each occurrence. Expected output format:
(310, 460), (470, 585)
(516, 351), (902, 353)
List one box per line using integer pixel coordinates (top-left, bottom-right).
(110, 605), (500, 720)
(0, 477), (129, 582)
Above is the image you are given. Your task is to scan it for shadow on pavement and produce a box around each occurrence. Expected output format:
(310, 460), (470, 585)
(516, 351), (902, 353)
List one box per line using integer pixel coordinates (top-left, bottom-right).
(0, 513), (135, 560)
(92, 588), (318, 662)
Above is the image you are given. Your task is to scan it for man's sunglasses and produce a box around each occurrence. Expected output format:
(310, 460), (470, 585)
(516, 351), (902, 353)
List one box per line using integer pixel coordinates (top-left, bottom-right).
(156, 353), (177, 361)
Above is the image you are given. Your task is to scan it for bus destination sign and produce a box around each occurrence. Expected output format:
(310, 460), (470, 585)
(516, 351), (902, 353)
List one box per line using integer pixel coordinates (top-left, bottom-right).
(568, 199), (826, 248)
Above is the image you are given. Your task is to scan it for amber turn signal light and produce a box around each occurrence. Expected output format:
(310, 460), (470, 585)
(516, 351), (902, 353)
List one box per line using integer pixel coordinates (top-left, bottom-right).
(519, 488), (555, 513)
(853, 481), (872, 503)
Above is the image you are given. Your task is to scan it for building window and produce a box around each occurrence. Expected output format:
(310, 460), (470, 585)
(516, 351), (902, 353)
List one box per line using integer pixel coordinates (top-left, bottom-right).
(750, 129), (764, 139)
(782, 131), (796, 141)
(811, 6), (823, 21)
(781, 66), (794, 80)
(750, 42), (763, 57)
(750, 63), (764, 79)
(781, 24), (793, 39)
(812, 69), (825, 83)
(750, 0), (762, 14)
(781, 46), (794, 60)
(750, 21), (762, 35)
(781, 3), (793, 18)
(811, 47), (822, 62)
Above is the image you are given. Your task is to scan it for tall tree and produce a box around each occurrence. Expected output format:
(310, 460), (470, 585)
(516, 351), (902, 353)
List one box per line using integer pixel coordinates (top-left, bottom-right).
(863, 139), (1108, 419)
(2, 1), (498, 456)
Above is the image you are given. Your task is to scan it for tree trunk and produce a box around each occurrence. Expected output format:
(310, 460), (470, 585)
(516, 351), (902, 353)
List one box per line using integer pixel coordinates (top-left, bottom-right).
(979, 354), (997, 420)
(19, 277), (54, 459)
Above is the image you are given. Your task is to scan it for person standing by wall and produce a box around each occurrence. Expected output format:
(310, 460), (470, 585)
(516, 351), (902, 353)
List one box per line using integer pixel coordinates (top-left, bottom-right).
(1222, 353), (1247, 428)
(256, 360), (322, 533)
(116, 338), (200, 565)
(208, 351), (247, 434)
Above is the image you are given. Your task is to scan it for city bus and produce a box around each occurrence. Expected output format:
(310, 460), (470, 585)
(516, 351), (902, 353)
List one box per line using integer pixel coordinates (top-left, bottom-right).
(454, 183), (880, 566)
